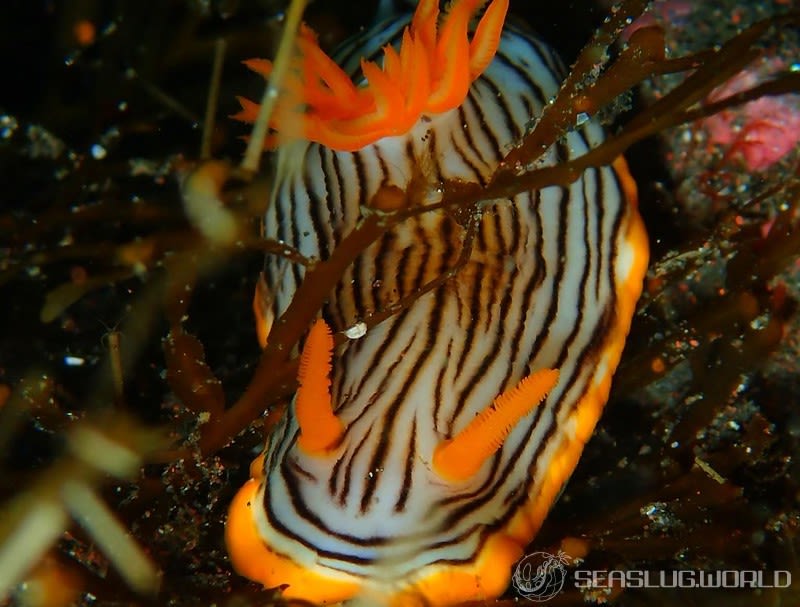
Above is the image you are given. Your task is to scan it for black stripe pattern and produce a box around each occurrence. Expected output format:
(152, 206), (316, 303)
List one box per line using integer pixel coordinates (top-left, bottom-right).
(254, 12), (639, 583)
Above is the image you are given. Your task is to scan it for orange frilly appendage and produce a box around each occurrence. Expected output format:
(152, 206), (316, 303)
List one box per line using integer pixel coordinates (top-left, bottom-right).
(433, 368), (559, 482)
(295, 319), (344, 454)
(233, 0), (509, 151)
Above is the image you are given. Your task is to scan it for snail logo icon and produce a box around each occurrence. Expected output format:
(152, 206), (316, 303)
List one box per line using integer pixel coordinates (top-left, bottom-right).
(511, 550), (571, 602)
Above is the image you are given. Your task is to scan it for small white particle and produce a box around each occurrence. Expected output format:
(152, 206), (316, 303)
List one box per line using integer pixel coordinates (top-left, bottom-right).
(91, 143), (107, 159)
(0, 114), (19, 139)
(345, 322), (367, 340)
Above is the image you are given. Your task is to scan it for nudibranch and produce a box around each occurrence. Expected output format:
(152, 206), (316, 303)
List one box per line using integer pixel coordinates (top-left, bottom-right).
(227, 0), (649, 604)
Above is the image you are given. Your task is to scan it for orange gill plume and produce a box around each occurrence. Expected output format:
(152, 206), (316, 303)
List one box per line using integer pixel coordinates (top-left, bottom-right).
(233, 0), (509, 151)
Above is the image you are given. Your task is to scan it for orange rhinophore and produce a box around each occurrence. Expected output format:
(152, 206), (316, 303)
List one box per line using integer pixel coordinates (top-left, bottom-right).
(295, 319), (343, 453)
(233, 0), (509, 151)
(433, 368), (559, 482)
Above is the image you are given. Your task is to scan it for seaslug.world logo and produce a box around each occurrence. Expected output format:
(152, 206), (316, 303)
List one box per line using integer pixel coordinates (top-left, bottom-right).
(573, 568), (792, 589)
(511, 550), (571, 602)
(511, 551), (793, 602)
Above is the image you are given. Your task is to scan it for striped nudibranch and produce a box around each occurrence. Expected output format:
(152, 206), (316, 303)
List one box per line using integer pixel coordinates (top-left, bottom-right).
(226, 0), (648, 605)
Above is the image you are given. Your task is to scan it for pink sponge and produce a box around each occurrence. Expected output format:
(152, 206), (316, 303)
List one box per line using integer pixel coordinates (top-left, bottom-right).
(703, 59), (800, 171)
